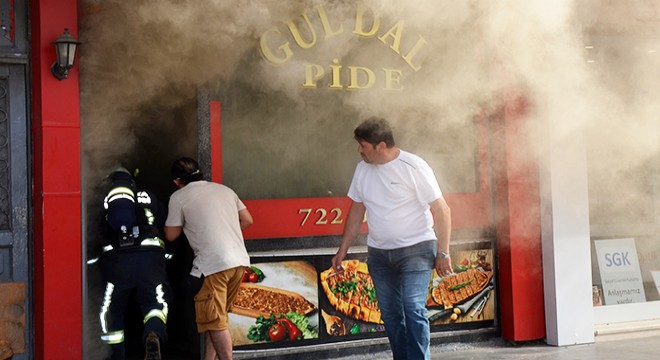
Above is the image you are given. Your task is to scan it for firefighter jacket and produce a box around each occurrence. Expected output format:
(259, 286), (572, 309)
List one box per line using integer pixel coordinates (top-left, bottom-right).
(102, 173), (166, 254)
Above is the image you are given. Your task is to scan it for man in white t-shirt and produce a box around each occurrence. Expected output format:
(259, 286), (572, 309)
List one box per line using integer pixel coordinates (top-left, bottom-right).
(332, 117), (452, 360)
(164, 157), (253, 360)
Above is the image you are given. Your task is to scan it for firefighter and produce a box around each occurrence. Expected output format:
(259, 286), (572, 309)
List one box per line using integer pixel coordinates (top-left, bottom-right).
(98, 167), (169, 360)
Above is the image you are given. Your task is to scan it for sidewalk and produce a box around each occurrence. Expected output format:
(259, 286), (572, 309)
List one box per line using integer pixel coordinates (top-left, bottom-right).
(330, 332), (660, 360)
(431, 335), (659, 360)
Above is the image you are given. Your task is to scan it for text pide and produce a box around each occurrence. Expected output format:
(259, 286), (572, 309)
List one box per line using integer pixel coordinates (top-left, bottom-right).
(259, 3), (428, 91)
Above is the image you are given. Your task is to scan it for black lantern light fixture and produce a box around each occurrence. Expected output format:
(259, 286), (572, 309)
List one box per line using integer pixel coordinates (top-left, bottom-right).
(51, 28), (80, 81)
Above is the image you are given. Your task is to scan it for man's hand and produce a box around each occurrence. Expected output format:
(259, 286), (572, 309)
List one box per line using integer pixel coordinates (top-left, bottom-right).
(435, 256), (453, 278)
(331, 250), (347, 275)
(332, 201), (365, 276)
(430, 196), (452, 277)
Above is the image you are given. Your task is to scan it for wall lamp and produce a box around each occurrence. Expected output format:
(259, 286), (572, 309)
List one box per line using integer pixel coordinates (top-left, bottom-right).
(51, 28), (80, 81)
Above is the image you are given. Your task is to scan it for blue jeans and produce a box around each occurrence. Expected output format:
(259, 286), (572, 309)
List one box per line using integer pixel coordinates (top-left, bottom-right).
(368, 240), (437, 360)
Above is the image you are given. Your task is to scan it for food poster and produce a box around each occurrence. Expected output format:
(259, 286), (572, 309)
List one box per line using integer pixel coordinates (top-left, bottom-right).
(427, 250), (495, 325)
(317, 250), (495, 340)
(318, 256), (387, 339)
(230, 250), (496, 348)
(229, 260), (320, 347)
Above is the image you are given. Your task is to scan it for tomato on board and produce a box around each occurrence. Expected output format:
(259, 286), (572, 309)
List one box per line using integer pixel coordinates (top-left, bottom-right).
(268, 323), (287, 342)
(242, 267), (255, 282)
(248, 272), (259, 283)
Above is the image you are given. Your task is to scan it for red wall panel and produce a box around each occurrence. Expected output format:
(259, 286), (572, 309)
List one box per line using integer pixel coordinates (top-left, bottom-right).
(31, 1), (82, 359)
(494, 94), (546, 341)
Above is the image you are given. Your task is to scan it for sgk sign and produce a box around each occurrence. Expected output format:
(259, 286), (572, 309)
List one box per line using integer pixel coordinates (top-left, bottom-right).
(595, 238), (646, 305)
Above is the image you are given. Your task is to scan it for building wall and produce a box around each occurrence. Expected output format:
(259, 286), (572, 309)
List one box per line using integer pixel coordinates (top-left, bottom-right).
(24, 1), (591, 359)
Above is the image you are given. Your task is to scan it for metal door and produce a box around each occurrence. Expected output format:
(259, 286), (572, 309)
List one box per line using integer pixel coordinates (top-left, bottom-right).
(0, 1), (30, 359)
(0, 63), (29, 360)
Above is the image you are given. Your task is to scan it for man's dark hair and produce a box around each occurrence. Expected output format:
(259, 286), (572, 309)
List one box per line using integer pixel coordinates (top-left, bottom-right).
(354, 117), (396, 148)
(171, 157), (203, 184)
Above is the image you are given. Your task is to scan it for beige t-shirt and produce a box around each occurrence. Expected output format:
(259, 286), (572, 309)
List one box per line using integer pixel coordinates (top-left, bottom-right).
(165, 181), (250, 277)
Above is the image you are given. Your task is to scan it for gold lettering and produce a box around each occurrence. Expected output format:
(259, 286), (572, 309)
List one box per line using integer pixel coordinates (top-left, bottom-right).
(262, 4), (430, 77)
(378, 20), (405, 54)
(299, 208), (312, 226)
(287, 11), (317, 49)
(330, 208), (343, 225)
(316, 4), (343, 38)
(353, 3), (380, 37)
(384, 68), (403, 90)
(303, 63), (324, 88)
(315, 208), (329, 224)
(259, 27), (293, 65)
(329, 59), (343, 89)
(402, 34), (427, 71)
(302, 62), (406, 91)
(299, 207), (345, 226)
(348, 66), (376, 90)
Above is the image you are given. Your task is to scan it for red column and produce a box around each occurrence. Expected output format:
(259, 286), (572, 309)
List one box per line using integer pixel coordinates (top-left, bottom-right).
(30, 1), (82, 359)
(493, 92), (546, 341)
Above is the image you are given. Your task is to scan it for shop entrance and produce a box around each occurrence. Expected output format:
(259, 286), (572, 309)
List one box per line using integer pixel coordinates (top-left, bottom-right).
(197, 90), (501, 357)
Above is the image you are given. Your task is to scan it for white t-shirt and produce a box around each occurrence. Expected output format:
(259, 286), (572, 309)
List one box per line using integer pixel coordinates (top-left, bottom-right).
(347, 150), (442, 250)
(165, 181), (250, 277)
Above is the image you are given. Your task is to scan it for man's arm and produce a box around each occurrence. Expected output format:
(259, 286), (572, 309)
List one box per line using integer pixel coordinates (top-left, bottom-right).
(430, 196), (452, 276)
(239, 208), (253, 230)
(332, 201), (366, 273)
(164, 226), (182, 242)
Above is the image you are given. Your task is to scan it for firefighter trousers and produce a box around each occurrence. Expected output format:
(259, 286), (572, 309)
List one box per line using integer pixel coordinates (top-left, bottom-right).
(99, 249), (169, 360)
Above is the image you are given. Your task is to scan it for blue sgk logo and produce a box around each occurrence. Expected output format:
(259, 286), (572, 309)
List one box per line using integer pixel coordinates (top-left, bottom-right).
(604, 252), (632, 267)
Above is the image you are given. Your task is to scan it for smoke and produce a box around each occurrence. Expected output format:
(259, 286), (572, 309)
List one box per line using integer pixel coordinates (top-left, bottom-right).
(78, 0), (660, 354)
(79, 0), (660, 191)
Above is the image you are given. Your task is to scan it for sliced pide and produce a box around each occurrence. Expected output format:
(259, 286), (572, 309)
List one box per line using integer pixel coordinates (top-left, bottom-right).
(231, 283), (316, 318)
(431, 268), (492, 309)
(320, 260), (383, 324)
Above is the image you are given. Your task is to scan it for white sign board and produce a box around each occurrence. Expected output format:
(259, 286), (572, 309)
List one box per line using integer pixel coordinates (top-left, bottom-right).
(595, 238), (646, 305)
(651, 271), (660, 297)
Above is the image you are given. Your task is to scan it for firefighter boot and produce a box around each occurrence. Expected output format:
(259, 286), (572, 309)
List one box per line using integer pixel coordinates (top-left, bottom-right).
(144, 332), (161, 360)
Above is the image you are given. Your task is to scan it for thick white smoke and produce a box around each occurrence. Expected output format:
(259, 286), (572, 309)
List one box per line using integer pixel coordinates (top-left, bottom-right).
(78, 0), (660, 356)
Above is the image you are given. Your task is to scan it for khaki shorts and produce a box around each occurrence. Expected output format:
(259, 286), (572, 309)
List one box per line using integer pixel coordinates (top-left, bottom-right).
(194, 266), (245, 332)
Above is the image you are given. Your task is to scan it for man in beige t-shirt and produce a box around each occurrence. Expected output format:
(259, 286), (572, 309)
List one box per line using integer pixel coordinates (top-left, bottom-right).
(164, 157), (253, 360)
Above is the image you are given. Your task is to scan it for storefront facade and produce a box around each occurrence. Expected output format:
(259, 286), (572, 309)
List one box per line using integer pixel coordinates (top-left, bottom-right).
(3, 1), (658, 359)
